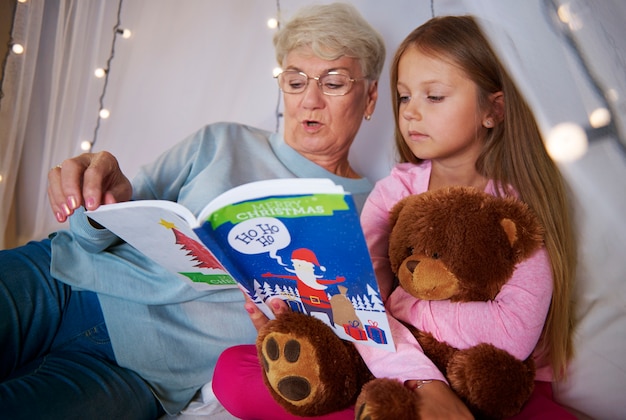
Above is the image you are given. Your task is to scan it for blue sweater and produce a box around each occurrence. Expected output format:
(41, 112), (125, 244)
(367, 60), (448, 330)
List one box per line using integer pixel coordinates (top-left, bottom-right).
(50, 122), (373, 414)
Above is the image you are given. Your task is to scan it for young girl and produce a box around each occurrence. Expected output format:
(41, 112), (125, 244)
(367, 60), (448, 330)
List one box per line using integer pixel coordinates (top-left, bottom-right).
(214, 15), (577, 419)
(357, 14), (578, 418)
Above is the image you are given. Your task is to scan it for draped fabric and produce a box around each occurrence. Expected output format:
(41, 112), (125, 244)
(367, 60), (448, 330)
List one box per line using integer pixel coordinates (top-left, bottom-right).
(1, 0), (119, 248)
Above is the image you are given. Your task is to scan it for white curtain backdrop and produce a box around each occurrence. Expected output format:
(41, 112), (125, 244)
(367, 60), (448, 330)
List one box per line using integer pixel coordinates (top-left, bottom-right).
(0, 0), (44, 247)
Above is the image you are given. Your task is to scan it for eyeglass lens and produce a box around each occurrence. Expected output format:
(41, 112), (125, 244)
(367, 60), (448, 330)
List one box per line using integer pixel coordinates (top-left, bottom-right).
(278, 71), (353, 96)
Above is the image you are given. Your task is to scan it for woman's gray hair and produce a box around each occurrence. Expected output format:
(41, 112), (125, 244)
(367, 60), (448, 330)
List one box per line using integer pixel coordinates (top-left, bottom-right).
(273, 2), (386, 80)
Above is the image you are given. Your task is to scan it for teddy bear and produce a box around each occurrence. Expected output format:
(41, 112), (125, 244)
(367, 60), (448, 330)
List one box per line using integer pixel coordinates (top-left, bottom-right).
(256, 186), (544, 419)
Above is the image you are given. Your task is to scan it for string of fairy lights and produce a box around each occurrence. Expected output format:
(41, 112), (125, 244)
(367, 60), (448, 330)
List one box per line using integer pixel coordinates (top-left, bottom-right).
(87, 0), (127, 152)
(88, 0), (286, 150)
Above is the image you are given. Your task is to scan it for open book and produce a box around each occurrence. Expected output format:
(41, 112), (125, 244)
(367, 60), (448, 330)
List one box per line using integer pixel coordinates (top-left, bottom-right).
(87, 178), (394, 350)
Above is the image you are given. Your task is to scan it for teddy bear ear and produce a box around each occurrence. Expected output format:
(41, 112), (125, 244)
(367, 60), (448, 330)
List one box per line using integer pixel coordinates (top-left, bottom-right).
(500, 218), (518, 247)
(497, 199), (545, 260)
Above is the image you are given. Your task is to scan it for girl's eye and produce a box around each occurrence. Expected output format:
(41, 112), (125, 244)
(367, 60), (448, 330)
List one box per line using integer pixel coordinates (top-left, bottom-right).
(427, 95), (444, 102)
(398, 95), (410, 104)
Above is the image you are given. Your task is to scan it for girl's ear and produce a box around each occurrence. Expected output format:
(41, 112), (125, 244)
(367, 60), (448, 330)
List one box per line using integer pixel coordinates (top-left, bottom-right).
(490, 91), (505, 123)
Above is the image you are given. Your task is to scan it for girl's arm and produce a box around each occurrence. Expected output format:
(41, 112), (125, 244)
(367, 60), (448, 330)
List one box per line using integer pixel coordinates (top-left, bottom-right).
(388, 248), (553, 360)
(359, 175), (446, 383)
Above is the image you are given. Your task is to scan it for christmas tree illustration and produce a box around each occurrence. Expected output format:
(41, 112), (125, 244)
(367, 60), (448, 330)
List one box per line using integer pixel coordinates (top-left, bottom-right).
(159, 219), (224, 270)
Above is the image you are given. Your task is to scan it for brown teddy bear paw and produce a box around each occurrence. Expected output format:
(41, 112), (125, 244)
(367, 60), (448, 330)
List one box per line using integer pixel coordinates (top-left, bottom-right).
(355, 378), (421, 420)
(256, 312), (367, 416)
(258, 329), (322, 407)
(447, 343), (535, 419)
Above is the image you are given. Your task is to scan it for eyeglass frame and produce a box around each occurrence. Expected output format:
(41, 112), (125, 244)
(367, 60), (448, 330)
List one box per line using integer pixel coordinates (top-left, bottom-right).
(274, 70), (367, 97)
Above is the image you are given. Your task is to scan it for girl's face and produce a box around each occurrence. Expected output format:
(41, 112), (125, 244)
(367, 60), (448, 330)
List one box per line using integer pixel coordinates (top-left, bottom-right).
(396, 47), (489, 166)
(281, 47), (378, 171)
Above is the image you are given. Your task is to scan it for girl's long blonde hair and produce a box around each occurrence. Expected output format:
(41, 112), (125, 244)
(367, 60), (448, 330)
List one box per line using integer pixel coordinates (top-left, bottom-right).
(390, 15), (577, 379)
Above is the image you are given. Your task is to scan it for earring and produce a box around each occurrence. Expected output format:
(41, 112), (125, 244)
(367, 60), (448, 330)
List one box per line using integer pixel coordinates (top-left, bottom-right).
(484, 119), (493, 128)
(364, 115), (371, 121)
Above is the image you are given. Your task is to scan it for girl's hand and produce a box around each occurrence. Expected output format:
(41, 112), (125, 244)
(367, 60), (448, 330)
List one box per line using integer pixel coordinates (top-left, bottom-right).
(406, 380), (474, 419)
(244, 294), (290, 332)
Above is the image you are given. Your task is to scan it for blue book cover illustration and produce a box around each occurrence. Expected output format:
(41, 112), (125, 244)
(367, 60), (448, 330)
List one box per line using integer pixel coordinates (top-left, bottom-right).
(193, 179), (395, 351)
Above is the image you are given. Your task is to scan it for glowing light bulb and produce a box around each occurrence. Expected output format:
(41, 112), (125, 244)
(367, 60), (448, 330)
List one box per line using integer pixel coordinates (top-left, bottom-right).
(117, 28), (132, 39)
(557, 4), (582, 30)
(12, 44), (25, 54)
(99, 109), (110, 119)
(589, 108), (611, 128)
(272, 67), (282, 77)
(546, 122), (588, 162)
(267, 18), (278, 29)
(94, 68), (106, 78)
(557, 5), (572, 23)
(0, 174), (4, 183)
(80, 141), (93, 151)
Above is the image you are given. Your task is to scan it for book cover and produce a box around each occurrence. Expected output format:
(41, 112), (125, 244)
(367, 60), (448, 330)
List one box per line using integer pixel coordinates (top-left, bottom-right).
(88, 178), (395, 350)
(193, 180), (395, 351)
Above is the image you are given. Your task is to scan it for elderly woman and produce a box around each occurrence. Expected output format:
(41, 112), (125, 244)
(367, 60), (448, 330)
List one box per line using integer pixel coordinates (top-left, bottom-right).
(0, 2), (384, 419)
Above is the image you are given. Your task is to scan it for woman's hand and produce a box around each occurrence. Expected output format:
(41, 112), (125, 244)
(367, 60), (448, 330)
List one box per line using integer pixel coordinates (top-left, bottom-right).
(406, 380), (473, 419)
(244, 294), (290, 332)
(48, 151), (132, 222)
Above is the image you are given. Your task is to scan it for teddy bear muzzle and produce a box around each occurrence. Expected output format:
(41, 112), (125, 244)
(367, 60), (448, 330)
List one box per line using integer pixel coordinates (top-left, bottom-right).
(398, 256), (460, 300)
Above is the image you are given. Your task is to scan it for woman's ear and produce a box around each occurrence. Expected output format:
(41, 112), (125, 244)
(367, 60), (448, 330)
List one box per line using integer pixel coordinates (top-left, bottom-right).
(365, 80), (379, 119)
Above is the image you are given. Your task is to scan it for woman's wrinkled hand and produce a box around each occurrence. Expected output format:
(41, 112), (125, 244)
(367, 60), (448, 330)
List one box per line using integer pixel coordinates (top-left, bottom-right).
(244, 294), (290, 332)
(47, 151), (132, 222)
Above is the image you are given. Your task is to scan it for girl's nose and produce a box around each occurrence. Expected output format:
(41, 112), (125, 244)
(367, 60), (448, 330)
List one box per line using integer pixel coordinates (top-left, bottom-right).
(402, 100), (421, 121)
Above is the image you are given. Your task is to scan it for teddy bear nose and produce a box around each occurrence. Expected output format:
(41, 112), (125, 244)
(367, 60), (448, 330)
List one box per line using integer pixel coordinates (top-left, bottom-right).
(406, 260), (420, 273)
(277, 376), (311, 401)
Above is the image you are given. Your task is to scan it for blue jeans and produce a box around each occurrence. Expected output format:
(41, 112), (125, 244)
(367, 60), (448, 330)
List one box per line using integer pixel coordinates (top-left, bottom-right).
(0, 239), (164, 420)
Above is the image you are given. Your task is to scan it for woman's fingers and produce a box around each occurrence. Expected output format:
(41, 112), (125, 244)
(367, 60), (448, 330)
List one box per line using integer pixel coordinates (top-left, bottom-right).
(47, 151), (132, 222)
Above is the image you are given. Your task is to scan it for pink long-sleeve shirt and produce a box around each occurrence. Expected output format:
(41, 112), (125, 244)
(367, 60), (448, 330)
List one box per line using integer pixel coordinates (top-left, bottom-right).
(356, 161), (554, 383)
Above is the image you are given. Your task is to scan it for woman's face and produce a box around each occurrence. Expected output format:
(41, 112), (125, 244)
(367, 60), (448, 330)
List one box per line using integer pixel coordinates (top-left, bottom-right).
(396, 47), (489, 166)
(281, 47), (378, 172)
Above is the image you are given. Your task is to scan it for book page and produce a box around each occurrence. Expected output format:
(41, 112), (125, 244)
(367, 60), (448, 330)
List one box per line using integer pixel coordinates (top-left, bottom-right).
(87, 201), (236, 290)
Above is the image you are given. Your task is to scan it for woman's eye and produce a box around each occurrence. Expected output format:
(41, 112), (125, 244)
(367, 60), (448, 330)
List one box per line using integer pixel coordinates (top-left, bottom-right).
(324, 82), (344, 90)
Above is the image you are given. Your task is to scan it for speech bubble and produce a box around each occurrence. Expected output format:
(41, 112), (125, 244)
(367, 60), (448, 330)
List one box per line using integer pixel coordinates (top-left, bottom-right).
(227, 217), (291, 264)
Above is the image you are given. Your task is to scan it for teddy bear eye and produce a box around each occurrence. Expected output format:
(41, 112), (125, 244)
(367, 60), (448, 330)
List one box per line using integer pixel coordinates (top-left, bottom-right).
(432, 252), (440, 259)
(407, 247), (415, 255)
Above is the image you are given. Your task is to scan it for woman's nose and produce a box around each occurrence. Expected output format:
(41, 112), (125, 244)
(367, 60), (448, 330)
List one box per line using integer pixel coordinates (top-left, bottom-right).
(301, 82), (325, 108)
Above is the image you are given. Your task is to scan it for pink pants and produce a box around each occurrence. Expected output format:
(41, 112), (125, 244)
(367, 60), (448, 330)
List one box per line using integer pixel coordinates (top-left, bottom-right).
(213, 344), (576, 420)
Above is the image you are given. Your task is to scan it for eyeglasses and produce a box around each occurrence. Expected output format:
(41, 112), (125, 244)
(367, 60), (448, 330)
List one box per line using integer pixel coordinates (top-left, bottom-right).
(275, 70), (365, 96)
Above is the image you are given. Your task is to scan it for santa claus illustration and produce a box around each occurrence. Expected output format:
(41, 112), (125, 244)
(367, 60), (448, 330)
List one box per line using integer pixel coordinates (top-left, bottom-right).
(262, 247), (345, 325)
